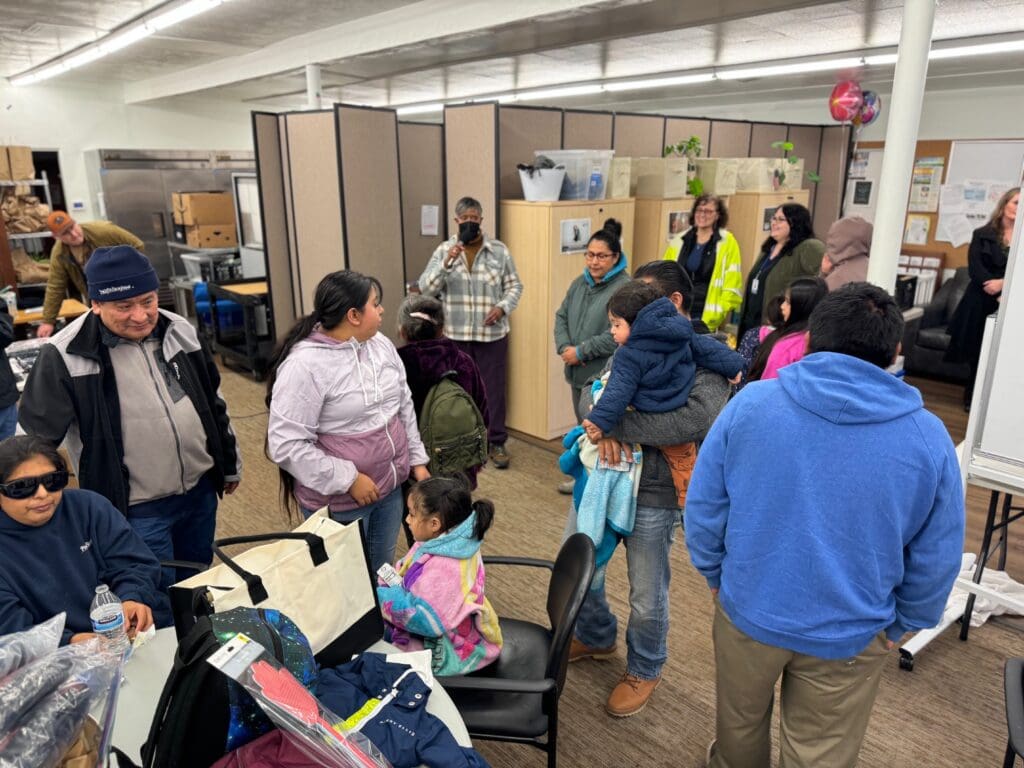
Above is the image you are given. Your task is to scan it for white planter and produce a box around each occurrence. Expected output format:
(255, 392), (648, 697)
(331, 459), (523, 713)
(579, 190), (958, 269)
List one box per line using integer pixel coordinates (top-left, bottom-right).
(519, 166), (567, 201)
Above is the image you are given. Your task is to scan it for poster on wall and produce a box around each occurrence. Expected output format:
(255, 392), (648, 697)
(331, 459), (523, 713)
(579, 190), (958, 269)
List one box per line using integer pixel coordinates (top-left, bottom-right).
(667, 211), (688, 241)
(849, 150), (872, 179)
(936, 178), (1006, 245)
(761, 206), (776, 232)
(852, 181), (873, 206)
(903, 214), (930, 246)
(420, 205), (439, 236)
(908, 157), (943, 212)
(560, 218), (591, 253)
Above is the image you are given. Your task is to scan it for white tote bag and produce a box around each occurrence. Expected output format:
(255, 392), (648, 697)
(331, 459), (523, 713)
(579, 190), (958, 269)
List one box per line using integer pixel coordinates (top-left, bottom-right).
(170, 509), (380, 666)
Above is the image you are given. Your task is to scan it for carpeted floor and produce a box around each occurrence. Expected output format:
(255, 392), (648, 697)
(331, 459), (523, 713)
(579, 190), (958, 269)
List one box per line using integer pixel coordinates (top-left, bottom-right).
(215, 367), (1022, 768)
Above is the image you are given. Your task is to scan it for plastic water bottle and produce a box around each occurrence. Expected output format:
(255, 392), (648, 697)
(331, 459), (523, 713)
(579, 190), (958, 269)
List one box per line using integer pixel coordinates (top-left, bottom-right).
(90, 584), (129, 657)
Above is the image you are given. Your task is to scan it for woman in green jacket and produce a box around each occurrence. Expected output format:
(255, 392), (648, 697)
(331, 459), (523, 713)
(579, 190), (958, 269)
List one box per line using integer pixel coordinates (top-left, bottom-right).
(662, 194), (743, 332)
(553, 218), (631, 493)
(737, 203), (825, 341)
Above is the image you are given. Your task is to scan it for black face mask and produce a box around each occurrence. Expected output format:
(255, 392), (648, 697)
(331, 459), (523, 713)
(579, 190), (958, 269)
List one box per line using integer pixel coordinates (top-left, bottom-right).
(458, 221), (481, 245)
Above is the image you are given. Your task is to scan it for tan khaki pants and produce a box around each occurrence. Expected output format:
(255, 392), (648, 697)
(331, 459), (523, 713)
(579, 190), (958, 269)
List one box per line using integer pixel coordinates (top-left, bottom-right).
(710, 601), (890, 768)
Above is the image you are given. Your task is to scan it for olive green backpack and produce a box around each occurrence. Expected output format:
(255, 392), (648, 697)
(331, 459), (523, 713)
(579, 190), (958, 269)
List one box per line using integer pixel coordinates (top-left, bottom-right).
(418, 372), (488, 475)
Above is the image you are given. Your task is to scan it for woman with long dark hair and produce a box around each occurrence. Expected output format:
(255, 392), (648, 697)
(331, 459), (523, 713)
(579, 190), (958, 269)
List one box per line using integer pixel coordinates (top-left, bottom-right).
(746, 276), (828, 382)
(266, 270), (430, 571)
(737, 203), (825, 340)
(662, 194), (743, 332)
(945, 186), (1019, 408)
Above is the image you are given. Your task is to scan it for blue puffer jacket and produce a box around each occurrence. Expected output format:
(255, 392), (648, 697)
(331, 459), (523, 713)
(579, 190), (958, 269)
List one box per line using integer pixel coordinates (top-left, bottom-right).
(317, 652), (490, 768)
(588, 297), (744, 432)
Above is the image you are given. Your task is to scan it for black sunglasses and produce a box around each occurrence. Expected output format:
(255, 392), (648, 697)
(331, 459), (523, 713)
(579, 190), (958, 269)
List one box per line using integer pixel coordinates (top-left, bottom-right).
(0, 470), (69, 500)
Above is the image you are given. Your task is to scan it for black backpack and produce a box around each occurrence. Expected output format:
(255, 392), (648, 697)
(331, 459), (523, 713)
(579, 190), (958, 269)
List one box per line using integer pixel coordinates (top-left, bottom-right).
(133, 607), (316, 768)
(418, 372), (488, 475)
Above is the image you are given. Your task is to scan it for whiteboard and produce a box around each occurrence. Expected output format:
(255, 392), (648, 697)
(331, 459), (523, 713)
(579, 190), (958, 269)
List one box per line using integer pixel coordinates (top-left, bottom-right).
(947, 140), (1024, 186)
(972, 175), (1024, 476)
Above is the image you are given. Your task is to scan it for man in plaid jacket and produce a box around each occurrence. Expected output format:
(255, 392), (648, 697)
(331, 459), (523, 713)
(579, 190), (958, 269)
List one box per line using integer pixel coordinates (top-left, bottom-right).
(418, 197), (523, 468)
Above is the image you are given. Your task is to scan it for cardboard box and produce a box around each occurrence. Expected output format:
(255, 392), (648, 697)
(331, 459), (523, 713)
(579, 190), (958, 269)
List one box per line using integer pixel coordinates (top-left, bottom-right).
(185, 224), (238, 249)
(0, 150), (11, 182)
(172, 191), (235, 226)
(5, 147), (34, 180)
(736, 157), (804, 192)
(608, 157), (635, 199)
(634, 157), (691, 198)
(693, 158), (739, 196)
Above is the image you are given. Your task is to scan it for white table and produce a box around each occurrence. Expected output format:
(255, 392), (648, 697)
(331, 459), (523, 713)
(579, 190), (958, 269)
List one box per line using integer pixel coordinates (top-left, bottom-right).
(106, 627), (471, 764)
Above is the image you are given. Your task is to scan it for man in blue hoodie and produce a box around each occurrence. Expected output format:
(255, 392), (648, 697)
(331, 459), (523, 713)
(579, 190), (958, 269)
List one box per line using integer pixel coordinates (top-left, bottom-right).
(685, 283), (964, 768)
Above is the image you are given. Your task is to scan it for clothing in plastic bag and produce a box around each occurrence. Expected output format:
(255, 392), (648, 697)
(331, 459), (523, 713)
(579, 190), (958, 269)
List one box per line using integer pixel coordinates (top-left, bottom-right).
(0, 614), (64, 680)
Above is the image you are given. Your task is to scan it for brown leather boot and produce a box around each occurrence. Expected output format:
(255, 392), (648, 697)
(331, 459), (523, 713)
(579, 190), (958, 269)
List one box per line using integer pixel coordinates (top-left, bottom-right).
(568, 637), (617, 662)
(605, 673), (661, 717)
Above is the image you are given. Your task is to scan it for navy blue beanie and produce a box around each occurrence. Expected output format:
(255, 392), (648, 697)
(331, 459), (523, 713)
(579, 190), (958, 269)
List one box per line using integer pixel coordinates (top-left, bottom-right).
(85, 246), (159, 302)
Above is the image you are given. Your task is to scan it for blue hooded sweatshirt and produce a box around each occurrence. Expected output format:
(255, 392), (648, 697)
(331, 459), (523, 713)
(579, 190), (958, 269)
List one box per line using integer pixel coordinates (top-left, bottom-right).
(685, 352), (964, 659)
(588, 297), (744, 433)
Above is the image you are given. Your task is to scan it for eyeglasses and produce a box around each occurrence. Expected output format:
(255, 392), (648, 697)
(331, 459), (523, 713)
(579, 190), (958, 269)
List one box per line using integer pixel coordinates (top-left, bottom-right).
(694, 208), (717, 216)
(771, 215), (788, 223)
(585, 251), (617, 261)
(0, 470), (69, 500)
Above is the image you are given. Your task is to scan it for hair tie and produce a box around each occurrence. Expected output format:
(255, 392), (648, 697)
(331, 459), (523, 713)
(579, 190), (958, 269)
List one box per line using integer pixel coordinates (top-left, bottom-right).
(409, 311), (438, 324)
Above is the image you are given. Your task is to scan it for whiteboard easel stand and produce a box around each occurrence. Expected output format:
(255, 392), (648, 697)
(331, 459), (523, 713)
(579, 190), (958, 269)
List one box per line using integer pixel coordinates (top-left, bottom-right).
(898, 170), (1024, 668)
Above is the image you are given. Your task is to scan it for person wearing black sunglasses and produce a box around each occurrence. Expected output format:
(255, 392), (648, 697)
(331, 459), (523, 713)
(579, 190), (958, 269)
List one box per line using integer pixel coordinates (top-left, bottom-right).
(0, 436), (162, 645)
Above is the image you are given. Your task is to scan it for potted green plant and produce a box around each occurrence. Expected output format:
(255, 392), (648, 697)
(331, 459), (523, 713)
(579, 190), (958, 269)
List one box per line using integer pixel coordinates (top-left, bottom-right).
(664, 136), (704, 196)
(770, 140), (821, 190)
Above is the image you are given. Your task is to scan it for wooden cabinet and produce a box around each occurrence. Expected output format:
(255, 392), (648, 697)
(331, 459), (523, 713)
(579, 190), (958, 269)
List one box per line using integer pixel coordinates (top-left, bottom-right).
(499, 198), (635, 440)
(727, 190), (811, 277)
(633, 196), (692, 264)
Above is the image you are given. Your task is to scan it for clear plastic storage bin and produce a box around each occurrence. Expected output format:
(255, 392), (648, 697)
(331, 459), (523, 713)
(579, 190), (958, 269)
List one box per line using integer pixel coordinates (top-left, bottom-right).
(534, 150), (615, 200)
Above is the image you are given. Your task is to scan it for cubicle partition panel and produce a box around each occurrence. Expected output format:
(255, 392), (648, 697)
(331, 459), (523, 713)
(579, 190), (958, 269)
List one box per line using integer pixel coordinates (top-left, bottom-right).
(335, 104), (405, 332)
(708, 120), (753, 158)
(749, 123), (789, 157)
(785, 124), (824, 195)
(612, 113), (667, 158)
(497, 105), (564, 200)
(252, 112), (292, 343)
(813, 124), (852, 240)
(444, 103), (499, 238)
(562, 110), (613, 150)
(664, 117), (711, 152)
(283, 111), (345, 317)
(398, 122), (445, 283)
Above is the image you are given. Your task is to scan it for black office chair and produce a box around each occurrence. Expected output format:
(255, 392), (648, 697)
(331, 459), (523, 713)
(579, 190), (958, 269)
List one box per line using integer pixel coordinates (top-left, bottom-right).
(438, 532), (596, 768)
(1004, 658), (1024, 767)
(903, 267), (972, 381)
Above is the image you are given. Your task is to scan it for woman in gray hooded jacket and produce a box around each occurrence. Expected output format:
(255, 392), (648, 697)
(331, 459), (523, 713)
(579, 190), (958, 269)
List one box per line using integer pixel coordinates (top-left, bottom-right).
(820, 216), (873, 291)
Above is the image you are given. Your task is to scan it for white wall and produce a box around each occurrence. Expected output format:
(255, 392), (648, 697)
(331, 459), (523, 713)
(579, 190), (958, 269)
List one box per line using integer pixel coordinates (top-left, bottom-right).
(0, 80), (258, 220)
(662, 82), (1024, 145)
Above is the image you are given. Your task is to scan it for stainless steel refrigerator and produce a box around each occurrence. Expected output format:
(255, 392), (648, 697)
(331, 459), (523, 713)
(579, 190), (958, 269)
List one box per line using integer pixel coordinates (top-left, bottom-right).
(84, 149), (255, 290)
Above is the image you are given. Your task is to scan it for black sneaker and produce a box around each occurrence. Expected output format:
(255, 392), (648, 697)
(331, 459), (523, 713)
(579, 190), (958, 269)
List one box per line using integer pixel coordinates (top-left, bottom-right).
(490, 443), (510, 469)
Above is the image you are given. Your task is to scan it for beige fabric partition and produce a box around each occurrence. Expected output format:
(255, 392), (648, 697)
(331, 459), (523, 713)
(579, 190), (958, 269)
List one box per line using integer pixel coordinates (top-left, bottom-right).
(284, 111), (345, 316)
(749, 123), (788, 157)
(398, 122), (444, 283)
(336, 105), (405, 330)
(444, 103), (498, 238)
(665, 117), (711, 152)
(562, 110), (613, 150)
(786, 124), (824, 196)
(813, 124), (852, 238)
(252, 112), (294, 342)
(709, 120), (753, 158)
(498, 106), (563, 199)
(613, 114), (666, 158)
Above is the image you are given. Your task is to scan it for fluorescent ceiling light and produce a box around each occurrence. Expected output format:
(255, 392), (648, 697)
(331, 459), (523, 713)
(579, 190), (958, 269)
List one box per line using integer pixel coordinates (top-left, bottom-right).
(515, 84), (604, 101)
(718, 57), (863, 80)
(930, 39), (1024, 60)
(864, 53), (899, 66)
(9, 0), (227, 86)
(604, 73), (715, 92)
(395, 102), (444, 116)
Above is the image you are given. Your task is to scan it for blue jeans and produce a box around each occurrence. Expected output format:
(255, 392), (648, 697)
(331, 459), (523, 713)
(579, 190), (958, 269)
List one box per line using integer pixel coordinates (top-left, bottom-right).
(302, 487), (404, 573)
(568, 502), (679, 680)
(0, 404), (17, 440)
(128, 477), (218, 627)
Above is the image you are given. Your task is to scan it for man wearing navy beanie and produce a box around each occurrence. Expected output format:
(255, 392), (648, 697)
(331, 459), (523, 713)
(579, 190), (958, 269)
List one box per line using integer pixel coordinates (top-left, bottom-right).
(18, 246), (242, 624)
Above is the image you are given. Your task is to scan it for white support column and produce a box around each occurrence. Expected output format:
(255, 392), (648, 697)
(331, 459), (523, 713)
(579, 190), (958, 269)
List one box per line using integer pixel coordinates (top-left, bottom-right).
(866, 0), (936, 290)
(305, 63), (322, 110)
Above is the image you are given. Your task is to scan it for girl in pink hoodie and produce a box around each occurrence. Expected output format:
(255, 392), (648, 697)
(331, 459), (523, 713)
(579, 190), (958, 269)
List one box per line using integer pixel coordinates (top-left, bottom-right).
(266, 270), (430, 572)
(746, 277), (828, 383)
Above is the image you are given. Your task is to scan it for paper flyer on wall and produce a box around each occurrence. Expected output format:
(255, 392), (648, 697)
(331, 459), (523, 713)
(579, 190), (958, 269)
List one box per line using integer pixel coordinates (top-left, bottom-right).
(903, 214), (930, 246)
(908, 157), (943, 212)
(936, 178), (1004, 245)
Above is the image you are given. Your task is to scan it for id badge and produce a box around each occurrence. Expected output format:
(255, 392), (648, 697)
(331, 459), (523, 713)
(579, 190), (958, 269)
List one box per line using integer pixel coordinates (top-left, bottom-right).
(751, 277), (760, 294)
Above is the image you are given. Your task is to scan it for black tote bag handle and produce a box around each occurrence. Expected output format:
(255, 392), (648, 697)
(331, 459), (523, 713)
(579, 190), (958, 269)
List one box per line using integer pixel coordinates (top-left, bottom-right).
(212, 532), (329, 605)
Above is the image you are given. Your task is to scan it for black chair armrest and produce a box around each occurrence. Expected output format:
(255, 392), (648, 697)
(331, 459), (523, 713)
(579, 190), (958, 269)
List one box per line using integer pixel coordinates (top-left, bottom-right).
(482, 555), (554, 571)
(920, 301), (946, 329)
(1005, 658), (1024, 756)
(438, 675), (557, 694)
